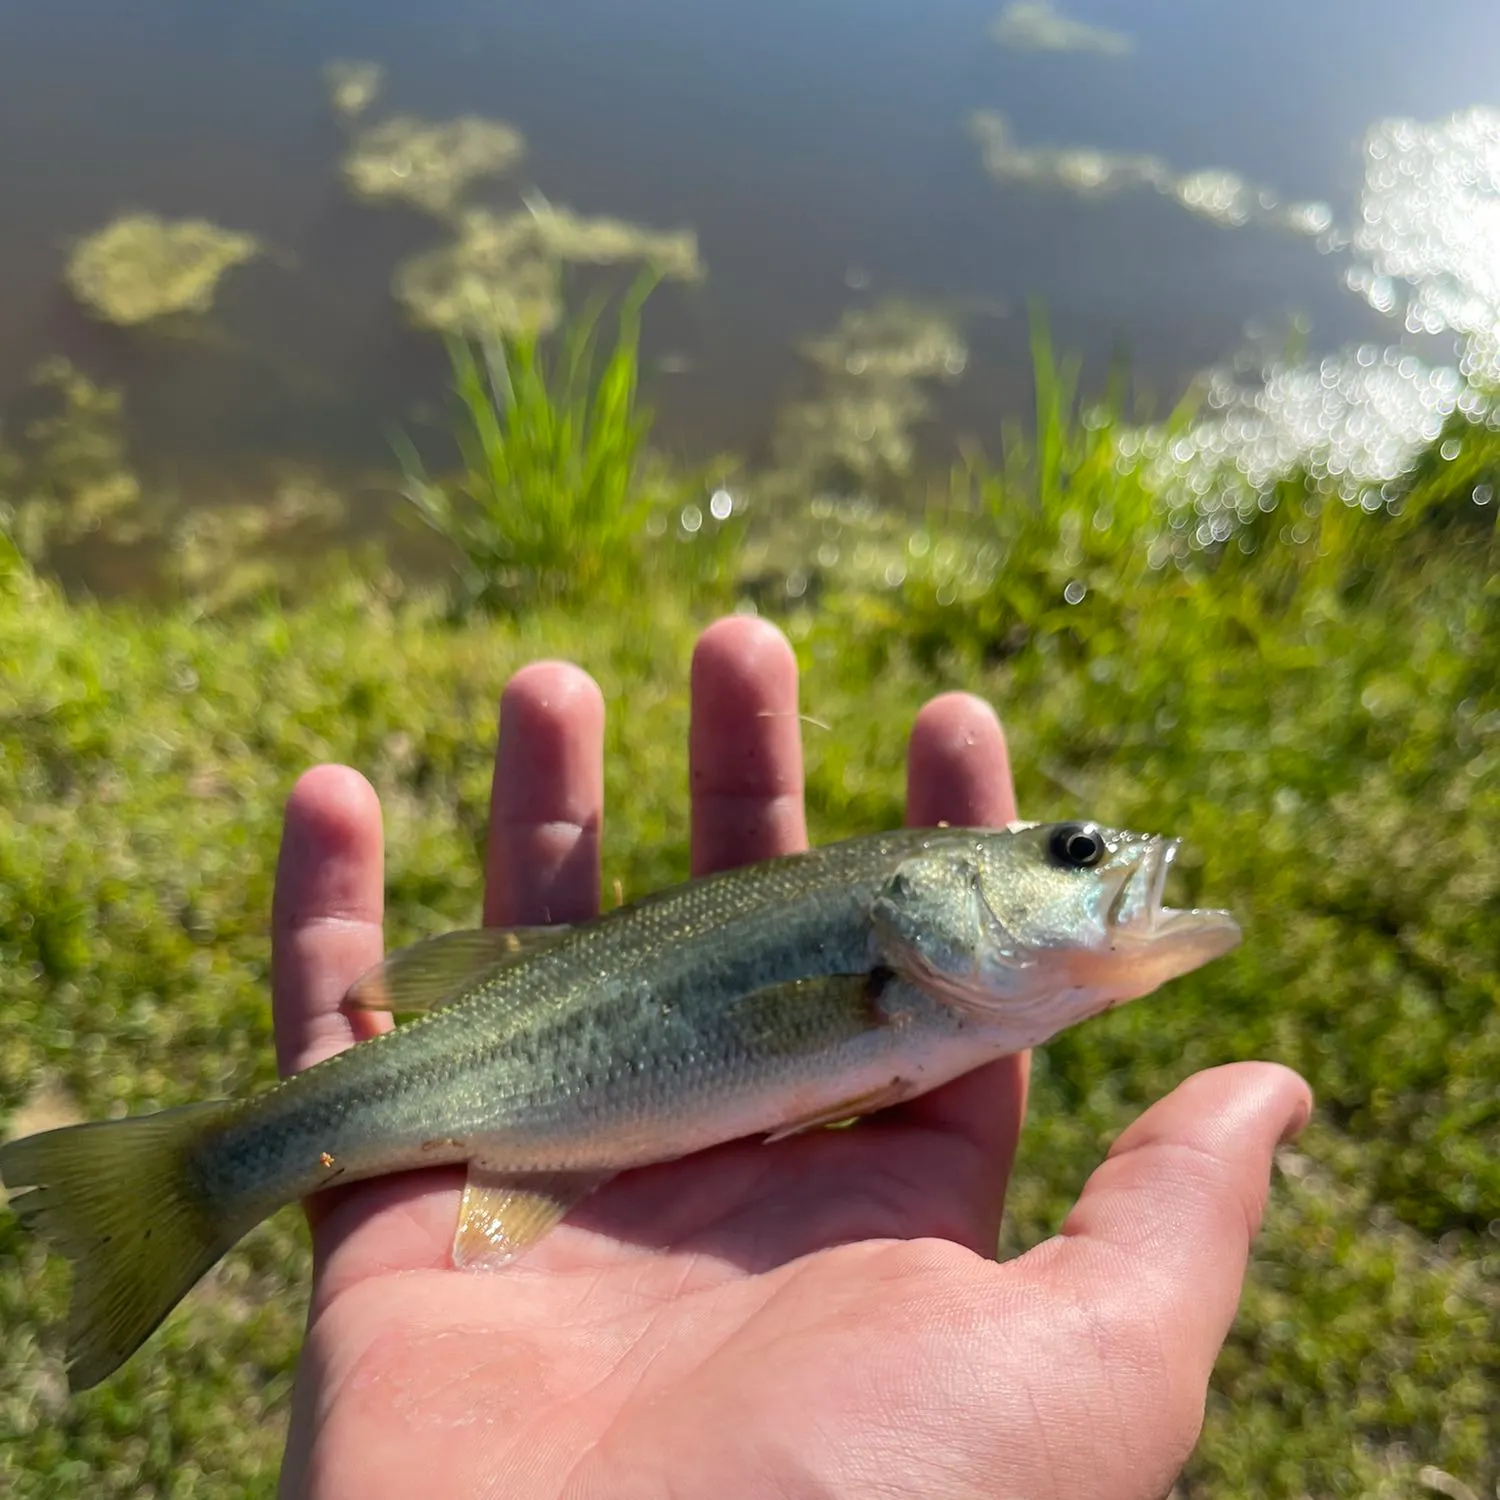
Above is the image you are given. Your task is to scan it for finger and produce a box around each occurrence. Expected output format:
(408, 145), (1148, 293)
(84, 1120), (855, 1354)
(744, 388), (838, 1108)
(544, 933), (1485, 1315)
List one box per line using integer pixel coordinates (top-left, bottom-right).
(271, 765), (388, 1079)
(484, 662), (605, 927)
(312, 668), (606, 1291)
(903, 692), (1017, 831)
(690, 617), (807, 875)
(889, 694), (1026, 1233)
(1022, 1062), (1312, 1400)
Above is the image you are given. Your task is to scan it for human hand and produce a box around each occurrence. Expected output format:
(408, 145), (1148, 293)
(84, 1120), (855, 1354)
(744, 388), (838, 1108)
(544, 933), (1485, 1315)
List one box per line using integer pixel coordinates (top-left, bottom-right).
(270, 616), (1310, 1500)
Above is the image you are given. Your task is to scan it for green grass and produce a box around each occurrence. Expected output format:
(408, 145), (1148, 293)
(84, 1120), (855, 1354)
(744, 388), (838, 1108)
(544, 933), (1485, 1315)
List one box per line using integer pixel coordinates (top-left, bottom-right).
(394, 279), (740, 615)
(1, 334), (1497, 1497)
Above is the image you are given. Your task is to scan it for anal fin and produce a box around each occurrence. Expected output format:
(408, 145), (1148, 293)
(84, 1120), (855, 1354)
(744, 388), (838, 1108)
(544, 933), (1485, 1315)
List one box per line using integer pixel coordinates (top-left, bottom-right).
(452, 1165), (612, 1271)
(763, 1077), (914, 1143)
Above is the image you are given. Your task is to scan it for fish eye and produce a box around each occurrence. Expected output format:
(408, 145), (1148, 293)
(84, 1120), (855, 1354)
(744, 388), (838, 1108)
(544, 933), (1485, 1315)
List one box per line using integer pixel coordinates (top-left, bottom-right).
(1049, 822), (1106, 870)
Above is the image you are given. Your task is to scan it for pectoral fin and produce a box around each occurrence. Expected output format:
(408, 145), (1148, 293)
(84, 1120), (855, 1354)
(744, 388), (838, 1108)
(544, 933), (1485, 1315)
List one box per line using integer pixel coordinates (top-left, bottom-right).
(452, 1165), (612, 1270)
(345, 926), (575, 1014)
(763, 1077), (915, 1142)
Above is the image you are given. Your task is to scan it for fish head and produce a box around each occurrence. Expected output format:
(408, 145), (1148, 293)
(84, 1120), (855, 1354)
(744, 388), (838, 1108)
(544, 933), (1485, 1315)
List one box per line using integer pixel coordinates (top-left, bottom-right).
(870, 822), (1241, 1047)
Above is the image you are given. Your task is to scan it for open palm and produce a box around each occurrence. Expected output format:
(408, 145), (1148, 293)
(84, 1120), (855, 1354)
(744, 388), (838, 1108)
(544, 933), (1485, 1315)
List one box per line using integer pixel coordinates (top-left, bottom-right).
(271, 618), (1309, 1500)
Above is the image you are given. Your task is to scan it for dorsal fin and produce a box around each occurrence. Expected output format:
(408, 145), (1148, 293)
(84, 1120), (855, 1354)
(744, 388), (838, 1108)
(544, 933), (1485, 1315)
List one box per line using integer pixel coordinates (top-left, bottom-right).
(343, 926), (575, 1014)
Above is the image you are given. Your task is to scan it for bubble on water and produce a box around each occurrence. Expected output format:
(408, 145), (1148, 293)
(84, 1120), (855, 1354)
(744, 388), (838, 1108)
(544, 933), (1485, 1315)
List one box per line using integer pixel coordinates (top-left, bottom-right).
(709, 488), (734, 520)
(1063, 579), (1087, 604)
(679, 504), (703, 534)
(1474, 484), (1494, 506)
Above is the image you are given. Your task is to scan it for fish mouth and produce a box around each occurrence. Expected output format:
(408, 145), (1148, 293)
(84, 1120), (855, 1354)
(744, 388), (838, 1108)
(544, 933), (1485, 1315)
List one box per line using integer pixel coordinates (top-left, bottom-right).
(1108, 837), (1242, 963)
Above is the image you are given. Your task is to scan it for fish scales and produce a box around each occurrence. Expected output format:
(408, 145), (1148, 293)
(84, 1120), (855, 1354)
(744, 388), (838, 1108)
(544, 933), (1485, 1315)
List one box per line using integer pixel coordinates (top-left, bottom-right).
(195, 831), (933, 1215)
(1, 820), (1243, 1389)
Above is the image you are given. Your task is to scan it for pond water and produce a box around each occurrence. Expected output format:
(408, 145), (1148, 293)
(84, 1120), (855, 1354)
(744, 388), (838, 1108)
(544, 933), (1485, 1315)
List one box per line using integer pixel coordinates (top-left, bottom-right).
(0, 0), (1497, 513)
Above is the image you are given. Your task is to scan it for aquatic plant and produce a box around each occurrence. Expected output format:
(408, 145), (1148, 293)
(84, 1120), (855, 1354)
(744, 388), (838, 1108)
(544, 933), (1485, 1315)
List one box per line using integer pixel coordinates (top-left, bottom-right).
(65, 215), (261, 327)
(393, 210), (565, 341)
(521, 199), (703, 283)
(990, 1), (1133, 57)
(335, 74), (704, 355)
(323, 59), (385, 121)
(0, 361), (147, 564)
(343, 115), (526, 218)
(0, 361), (352, 609)
(772, 382), (932, 493)
(166, 472), (348, 613)
(392, 204), (702, 343)
(970, 112), (1332, 235)
(770, 300), (967, 497)
(800, 300), (967, 383)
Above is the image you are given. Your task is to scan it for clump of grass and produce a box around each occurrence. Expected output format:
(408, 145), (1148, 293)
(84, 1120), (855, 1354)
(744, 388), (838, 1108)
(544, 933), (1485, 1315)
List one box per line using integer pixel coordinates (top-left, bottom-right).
(870, 308), (1500, 675)
(396, 278), (739, 616)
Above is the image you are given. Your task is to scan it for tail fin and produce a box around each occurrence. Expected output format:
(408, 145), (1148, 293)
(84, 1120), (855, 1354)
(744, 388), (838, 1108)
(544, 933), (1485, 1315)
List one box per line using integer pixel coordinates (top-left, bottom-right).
(1, 1101), (240, 1390)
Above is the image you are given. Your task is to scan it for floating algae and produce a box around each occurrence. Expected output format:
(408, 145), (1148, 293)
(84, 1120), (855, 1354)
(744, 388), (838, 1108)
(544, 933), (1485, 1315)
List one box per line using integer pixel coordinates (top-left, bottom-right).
(169, 470), (347, 612)
(772, 382), (932, 489)
(393, 211), (565, 339)
(0, 361), (351, 605)
(800, 301), (967, 382)
(324, 60), (385, 121)
(990, 2), (1133, 57)
(971, 112), (1170, 197)
(0, 360), (146, 561)
(65, 214), (261, 325)
(393, 204), (702, 341)
(970, 112), (1333, 235)
(334, 77), (705, 338)
(770, 301), (968, 495)
(522, 199), (703, 282)
(343, 115), (526, 217)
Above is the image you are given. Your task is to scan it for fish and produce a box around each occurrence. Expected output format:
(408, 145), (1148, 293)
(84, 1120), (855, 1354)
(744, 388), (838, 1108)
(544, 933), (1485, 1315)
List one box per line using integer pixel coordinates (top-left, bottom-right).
(0, 820), (1240, 1390)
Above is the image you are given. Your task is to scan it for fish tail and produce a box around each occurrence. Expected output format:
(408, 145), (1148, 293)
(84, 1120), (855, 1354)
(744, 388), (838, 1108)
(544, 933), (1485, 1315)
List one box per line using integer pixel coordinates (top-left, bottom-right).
(1, 1101), (241, 1390)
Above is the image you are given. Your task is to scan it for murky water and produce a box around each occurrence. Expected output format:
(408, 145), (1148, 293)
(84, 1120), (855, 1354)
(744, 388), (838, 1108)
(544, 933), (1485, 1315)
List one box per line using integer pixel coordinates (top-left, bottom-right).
(0, 0), (1496, 511)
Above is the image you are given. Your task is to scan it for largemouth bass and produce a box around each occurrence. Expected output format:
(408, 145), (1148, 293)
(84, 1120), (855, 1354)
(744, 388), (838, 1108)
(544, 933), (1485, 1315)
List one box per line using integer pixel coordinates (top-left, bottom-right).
(0, 821), (1240, 1390)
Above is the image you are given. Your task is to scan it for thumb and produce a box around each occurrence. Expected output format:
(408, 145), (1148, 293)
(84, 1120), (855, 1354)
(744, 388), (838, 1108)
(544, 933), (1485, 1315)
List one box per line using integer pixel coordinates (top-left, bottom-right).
(1012, 1062), (1311, 1471)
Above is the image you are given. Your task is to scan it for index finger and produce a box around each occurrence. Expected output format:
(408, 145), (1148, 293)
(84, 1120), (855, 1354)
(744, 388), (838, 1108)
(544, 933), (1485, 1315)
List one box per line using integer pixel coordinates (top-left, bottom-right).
(271, 765), (389, 1079)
